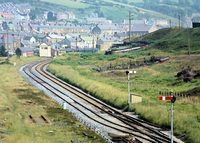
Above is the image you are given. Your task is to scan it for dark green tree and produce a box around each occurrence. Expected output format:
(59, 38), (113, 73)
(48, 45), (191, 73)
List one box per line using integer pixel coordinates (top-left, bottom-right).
(29, 8), (41, 20)
(99, 12), (104, 17)
(0, 46), (7, 57)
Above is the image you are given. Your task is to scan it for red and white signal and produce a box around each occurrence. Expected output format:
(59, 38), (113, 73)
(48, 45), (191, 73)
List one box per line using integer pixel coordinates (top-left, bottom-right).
(159, 96), (173, 101)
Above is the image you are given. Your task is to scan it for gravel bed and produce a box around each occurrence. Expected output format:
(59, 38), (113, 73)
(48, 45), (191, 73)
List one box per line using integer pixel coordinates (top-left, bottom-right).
(19, 63), (130, 142)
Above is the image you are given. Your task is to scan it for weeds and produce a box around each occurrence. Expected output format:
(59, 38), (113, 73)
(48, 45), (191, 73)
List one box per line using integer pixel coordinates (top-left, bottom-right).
(48, 48), (200, 142)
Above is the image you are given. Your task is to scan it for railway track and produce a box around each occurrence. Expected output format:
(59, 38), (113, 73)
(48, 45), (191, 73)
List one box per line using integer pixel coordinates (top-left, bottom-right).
(19, 60), (183, 143)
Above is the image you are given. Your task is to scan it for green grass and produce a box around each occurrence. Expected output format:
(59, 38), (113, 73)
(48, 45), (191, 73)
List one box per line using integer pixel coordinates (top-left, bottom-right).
(40, 0), (178, 22)
(47, 27), (200, 143)
(134, 27), (200, 54)
(48, 53), (200, 143)
(41, 0), (90, 8)
(0, 56), (106, 143)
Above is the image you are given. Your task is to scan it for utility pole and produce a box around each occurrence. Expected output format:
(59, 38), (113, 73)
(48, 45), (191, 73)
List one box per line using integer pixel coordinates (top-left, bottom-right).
(169, 20), (171, 28)
(76, 37), (77, 50)
(129, 11), (134, 42)
(187, 24), (190, 56)
(92, 34), (94, 53)
(126, 68), (136, 111)
(7, 28), (9, 60)
(171, 97), (174, 143)
(128, 69), (130, 111)
(129, 11), (131, 42)
(159, 91), (176, 143)
(178, 14), (181, 28)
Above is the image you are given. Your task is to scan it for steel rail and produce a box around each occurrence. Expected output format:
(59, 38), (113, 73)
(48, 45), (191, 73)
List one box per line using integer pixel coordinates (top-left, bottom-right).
(38, 61), (173, 143)
(21, 61), (158, 143)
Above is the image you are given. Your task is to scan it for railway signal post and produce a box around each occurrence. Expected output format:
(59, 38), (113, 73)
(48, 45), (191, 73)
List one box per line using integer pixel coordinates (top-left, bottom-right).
(159, 90), (176, 143)
(126, 68), (136, 111)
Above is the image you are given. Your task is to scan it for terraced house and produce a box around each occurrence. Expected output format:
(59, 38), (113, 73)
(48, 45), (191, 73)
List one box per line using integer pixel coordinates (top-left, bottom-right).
(0, 33), (20, 54)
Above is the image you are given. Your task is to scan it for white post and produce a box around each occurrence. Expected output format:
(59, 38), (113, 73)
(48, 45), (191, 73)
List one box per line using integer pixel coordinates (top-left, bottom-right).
(128, 69), (130, 111)
(127, 70), (136, 111)
(171, 102), (173, 143)
(171, 91), (173, 143)
(63, 102), (67, 110)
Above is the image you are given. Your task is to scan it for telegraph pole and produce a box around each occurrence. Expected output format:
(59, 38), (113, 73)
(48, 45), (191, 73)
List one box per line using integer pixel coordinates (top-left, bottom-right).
(169, 20), (171, 28)
(128, 69), (130, 111)
(76, 37), (77, 50)
(92, 34), (94, 53)
(178, 14), (181, 28)
(129, 11), (134, 42)
(126, 68), (136, 111)
(129, 11), (131, 42)
(187, 24), (190, 55)
(7, 28), (9, 60)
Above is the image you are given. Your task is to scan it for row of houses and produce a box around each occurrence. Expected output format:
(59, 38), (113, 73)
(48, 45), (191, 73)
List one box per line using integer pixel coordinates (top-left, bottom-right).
(0, 19), (158, 35)
(0, 21), (158, 57)
(0, 2), (32, 20)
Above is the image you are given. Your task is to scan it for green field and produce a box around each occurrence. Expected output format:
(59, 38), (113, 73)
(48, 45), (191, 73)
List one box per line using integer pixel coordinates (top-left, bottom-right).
(40, 0), (178, 22)
(40, 0), (90, 8)
(47, 27), (200, 143)
(0, 56), (106, 143)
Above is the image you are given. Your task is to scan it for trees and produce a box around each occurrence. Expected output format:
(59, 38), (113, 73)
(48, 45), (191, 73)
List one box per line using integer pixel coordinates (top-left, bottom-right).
(178, 0), (190, 6)
(0, 46), (7, 57)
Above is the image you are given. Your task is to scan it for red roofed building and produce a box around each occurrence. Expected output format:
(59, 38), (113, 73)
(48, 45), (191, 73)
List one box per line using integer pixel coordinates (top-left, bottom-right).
(0, 13), (11, 19)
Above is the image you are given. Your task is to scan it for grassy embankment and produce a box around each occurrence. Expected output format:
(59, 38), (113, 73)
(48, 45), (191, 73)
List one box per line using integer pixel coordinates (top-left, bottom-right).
(0, 56), (106, 143)
(47, 27), (200, 143)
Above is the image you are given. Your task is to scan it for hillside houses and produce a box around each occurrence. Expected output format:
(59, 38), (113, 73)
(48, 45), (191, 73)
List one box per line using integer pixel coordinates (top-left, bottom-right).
(97, 37), (120, 51)
(0, 2), (32, 20)
(0, 20), (159, 57)
(0, 2), (165, 57)
(23, 36), (36, 43)
(129, 24), (158, 36)
(86, 17), (110, 24)
(57, 11), (75, 20)
(0, 33), (20, 54)
(30, 24), (91, 34)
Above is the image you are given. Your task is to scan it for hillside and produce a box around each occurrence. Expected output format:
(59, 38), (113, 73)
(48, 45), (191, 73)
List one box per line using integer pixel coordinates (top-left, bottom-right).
(1, 0), (200, 23)
(133, 27), (200, 55)
(47, 26), (200, 142)
(38, 0), (200, 22)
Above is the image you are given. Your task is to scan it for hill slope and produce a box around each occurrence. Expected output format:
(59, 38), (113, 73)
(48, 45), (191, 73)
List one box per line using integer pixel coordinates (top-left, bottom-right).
(39, 0), (178, 22)
(38, 0), (200, 23)
(134, 27), (200, 54)
(2, 0), (200, 23)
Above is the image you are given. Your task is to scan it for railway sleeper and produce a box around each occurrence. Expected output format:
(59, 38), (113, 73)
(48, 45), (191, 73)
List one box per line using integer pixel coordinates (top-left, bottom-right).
(29, 115), (36, 123)
(41, 115), (49, 123)
(82, 132), (88, 136)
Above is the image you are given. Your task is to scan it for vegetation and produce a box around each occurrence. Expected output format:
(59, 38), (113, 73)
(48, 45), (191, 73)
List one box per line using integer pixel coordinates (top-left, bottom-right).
(133, 27), (200, 54)
(0, 56), (106, 143)
(38, 0), (200, 22)
(29, 8), (41, 20)
(0, 46), (7, 57)
(47, 27), (200, 143)
(3, 0), (200, 22)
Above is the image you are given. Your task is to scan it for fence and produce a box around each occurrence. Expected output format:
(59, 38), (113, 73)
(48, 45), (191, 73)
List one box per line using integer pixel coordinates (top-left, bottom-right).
(130, 82), (200, 105)
(158, 90), (200, 105)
